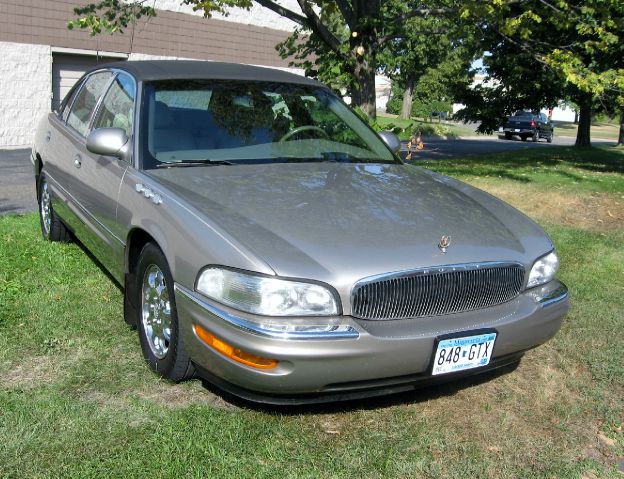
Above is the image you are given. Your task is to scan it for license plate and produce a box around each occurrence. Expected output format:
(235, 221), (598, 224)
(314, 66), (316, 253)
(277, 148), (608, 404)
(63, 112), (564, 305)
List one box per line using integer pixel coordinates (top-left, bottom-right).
(514, 128), (520, 132)
(431, 332), (497, 375)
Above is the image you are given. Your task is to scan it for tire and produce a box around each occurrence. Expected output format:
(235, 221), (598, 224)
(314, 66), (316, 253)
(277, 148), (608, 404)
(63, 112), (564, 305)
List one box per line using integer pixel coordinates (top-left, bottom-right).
(532, 130), (539, 142)
(547, 131), (553, 143)
(504, 132), (512, 140)
(135, 242), (194, 382)
(520, 135), (527, 141)
(38, 172), (71, 242)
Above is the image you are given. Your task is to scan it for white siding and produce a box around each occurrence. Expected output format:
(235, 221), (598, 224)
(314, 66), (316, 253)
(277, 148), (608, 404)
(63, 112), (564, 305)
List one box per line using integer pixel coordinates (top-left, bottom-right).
(0, 41), (51, 149)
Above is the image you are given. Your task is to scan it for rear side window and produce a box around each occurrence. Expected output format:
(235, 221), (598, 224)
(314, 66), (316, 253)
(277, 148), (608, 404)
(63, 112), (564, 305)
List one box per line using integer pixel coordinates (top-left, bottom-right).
(93, 73), (136, 137)
(60, 85), (80, 121)
(66, 71), (113, 137)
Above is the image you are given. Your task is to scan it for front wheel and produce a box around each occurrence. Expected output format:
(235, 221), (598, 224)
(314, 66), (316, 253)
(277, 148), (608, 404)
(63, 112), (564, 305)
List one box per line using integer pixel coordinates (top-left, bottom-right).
(136, 243), (194, 381)
(547, 131), (554, 143)
(504, 132), (512, 140)
(38, 173), (70, 242)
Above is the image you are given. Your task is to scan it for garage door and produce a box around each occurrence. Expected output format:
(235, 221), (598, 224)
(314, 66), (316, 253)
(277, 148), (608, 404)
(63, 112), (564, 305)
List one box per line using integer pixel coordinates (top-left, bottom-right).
(52, 53), (126, 112)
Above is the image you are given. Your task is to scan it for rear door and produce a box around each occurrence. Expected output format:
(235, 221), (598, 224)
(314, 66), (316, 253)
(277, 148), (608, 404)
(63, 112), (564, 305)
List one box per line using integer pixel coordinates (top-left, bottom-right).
(46, 70), (114, 233)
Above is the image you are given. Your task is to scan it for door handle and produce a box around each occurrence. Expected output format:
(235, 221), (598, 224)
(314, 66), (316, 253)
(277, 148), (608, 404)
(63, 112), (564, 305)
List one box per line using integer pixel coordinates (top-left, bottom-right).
(45, 131), (51, 142)
(73, 155), (82, 169)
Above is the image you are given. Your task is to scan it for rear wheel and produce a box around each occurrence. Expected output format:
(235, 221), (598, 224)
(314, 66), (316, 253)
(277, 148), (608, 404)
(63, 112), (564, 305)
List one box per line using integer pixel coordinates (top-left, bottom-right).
(38, 173), (70, 242)
(504, 132), (512, 140)
(532, 130), (539, 142)
(136, 242), (194, 382)
(520, 135), (527, 141)
(547, 131), (554, 143)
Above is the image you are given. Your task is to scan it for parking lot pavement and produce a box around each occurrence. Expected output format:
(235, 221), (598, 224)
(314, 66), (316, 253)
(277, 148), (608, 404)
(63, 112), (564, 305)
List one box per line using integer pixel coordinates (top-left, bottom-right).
(401, 135), (615, 161)
(0, 148), (36, 215)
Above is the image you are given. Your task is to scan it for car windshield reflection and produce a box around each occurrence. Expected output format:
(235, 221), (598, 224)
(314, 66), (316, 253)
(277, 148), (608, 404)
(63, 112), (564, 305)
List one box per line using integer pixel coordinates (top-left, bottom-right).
(140, 80), (398, 169)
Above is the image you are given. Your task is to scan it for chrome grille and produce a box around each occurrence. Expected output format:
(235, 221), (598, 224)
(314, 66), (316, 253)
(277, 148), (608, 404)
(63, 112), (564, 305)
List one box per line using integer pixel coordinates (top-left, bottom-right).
(351, 263), (525, 320)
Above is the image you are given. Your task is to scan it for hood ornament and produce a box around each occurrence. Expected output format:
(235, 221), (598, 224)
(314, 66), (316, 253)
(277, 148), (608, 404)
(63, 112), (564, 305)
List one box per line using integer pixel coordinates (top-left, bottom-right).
(438, 235), (452, 253)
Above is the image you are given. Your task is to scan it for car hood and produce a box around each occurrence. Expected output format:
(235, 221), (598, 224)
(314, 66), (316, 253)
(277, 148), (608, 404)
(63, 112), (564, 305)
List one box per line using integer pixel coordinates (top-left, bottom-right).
(149, 163), (552, 287)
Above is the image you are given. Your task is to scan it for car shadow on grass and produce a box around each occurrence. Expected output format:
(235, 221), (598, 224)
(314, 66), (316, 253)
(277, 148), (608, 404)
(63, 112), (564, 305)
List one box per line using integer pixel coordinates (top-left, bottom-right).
(201, 360), (521, 415)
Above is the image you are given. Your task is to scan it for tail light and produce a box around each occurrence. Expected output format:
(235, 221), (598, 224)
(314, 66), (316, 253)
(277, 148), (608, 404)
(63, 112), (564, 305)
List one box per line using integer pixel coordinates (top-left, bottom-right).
(530, 119), (535, 128)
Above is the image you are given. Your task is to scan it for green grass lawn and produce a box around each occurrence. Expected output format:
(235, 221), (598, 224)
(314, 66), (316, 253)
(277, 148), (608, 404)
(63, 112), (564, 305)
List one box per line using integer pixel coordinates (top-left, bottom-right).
(1, 146), (623, 478)
(377, 115), (622, 141)
(551, 121), (620, 141)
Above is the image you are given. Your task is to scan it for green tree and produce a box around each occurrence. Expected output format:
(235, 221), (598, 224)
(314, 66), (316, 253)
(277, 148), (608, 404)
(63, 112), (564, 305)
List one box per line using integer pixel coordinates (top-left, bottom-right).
(70, 0), (623, 138)
(68, 0), (518, 119)
(453, 43), (567, 134)
(461, 0), (624, 146)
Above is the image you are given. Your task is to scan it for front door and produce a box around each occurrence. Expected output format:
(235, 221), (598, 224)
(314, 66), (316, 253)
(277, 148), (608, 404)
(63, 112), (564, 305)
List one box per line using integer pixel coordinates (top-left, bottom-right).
(73, 72), (137, 282)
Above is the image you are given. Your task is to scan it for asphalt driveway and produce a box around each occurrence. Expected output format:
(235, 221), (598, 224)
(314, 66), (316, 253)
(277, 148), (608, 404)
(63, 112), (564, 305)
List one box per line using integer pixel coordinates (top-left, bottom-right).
(0, 148), (36, 215)
(1, 135), (616, 215)
(400, 134), (614, 160)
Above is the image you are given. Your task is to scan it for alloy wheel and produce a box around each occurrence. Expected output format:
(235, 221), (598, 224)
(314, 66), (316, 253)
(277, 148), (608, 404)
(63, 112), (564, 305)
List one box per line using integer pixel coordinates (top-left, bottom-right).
(40, 180), (51, 237)
(141, 264), (172, 359)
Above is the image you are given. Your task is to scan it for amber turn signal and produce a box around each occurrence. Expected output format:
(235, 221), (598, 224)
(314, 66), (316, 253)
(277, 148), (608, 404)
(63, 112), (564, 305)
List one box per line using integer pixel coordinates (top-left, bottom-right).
(193, 324), (278, 369)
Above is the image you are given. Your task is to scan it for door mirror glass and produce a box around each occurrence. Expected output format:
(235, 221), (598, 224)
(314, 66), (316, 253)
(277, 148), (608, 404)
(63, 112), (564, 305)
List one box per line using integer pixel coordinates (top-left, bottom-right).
(378, 130), (401, 154)
(86, 128), (129, 159)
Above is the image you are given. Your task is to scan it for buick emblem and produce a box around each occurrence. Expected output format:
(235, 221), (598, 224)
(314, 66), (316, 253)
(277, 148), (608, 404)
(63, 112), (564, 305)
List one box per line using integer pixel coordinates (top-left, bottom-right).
(438, 235), (452, 253)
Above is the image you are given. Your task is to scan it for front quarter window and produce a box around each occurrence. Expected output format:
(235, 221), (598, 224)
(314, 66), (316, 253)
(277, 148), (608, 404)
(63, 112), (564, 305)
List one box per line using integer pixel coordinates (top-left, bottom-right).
(93, 73), (136, 137)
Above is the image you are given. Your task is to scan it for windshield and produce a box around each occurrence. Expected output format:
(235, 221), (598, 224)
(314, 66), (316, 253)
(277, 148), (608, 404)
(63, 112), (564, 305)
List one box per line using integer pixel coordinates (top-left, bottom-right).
(140, 80), (398, 169)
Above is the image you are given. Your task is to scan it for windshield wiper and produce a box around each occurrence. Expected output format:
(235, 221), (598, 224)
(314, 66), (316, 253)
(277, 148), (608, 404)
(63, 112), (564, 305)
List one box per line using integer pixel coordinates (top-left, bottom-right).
(321, 152), (384, 163)
(156, 159), (233, 168)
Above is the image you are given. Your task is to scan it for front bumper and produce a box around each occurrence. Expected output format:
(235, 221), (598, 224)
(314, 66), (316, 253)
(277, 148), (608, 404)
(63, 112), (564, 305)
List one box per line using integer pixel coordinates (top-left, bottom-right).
(175, 280), (568, 403)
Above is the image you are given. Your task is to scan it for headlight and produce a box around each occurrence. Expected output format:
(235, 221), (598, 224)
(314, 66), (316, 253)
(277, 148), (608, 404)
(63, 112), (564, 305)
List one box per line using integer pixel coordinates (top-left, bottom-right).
(196, 267), (339, 316)
(527, 251), (559, 288)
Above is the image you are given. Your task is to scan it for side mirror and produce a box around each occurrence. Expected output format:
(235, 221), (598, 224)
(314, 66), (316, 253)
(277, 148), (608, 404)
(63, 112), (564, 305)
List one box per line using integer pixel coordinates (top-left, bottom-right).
(378, 130), (401, 154)
(86, 128), (130, 159)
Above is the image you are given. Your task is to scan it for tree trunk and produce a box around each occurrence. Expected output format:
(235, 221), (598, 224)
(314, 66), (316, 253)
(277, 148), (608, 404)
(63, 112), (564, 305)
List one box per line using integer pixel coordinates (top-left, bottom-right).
(575, 94), (592, 147)
(618, 108), (624, 146)
(349, 27), (377, 120)
(573, 110), (579, 124)
(352, 56), (376, 119)
(399, 79), (414, 120)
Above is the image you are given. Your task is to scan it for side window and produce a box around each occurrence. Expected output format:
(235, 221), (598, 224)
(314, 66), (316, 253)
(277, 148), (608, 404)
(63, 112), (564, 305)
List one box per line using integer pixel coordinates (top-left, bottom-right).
(60, 84), (80, 121)
(93, 73), (136, 137)
(66, 71), (113, 137)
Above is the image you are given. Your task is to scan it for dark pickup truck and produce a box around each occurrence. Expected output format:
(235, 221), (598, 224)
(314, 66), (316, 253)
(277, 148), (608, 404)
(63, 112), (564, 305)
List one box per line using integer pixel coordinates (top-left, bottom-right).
(502, 111), (554, 142)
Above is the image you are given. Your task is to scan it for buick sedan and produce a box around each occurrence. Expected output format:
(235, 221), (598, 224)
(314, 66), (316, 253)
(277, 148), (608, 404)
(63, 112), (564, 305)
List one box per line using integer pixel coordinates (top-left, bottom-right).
(32, 61), (568, 404)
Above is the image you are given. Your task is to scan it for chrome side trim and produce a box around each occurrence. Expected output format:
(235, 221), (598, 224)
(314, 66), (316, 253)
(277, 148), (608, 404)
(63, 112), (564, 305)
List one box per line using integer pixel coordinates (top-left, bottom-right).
(537, 282), (568, 307)
(174, 283), (359, 340)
